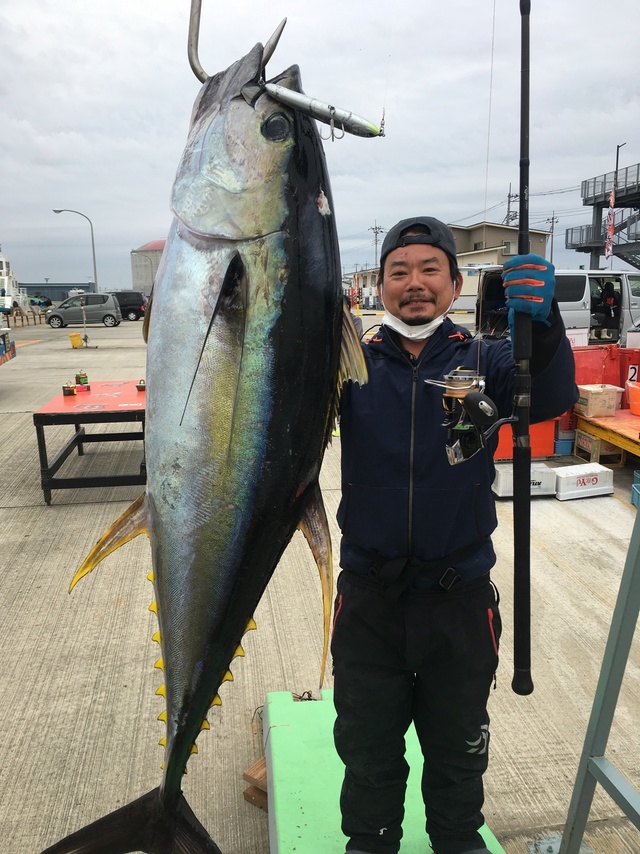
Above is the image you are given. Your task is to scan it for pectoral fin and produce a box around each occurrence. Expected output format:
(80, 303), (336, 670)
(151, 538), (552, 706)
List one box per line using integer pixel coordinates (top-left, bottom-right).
(330, 302), (368, 432)
(297, 481), (333, 688)
(69, 493), (149, 592)
(339, 300), (368, 387)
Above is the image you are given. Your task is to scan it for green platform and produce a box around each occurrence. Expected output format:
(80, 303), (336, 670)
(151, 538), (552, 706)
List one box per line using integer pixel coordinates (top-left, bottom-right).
(263, 690), (505, 853)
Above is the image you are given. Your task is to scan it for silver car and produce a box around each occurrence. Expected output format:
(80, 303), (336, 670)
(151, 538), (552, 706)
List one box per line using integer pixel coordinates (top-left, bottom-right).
(46, 294), (122, 328)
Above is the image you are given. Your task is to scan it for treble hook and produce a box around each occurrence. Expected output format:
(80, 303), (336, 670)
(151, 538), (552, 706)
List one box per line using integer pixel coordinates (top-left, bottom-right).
(188, 0), (286, 82)
(319, 107), (346, 142)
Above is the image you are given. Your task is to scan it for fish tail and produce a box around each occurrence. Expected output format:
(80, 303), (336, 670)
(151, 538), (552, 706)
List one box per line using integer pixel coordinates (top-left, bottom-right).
(40, 787), (222, 854)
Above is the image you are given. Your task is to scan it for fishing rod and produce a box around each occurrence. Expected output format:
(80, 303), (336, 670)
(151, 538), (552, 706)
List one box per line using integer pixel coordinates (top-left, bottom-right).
(511, 0), (534, 696)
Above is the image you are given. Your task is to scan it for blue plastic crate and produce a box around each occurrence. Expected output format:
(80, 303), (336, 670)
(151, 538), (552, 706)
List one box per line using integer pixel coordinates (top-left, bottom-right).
(554, 438), (574, 455)
(632, 484), (640, 508)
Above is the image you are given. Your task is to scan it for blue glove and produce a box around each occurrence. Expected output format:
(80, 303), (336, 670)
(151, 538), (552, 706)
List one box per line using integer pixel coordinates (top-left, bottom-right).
(502, 253), (555, 326)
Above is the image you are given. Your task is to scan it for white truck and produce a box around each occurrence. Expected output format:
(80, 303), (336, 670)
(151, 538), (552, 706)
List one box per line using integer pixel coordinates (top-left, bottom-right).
(0, 250), (30, 323)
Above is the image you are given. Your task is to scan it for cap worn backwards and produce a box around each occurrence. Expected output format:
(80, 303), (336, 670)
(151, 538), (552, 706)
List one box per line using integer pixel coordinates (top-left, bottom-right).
(379, 216), (457, 270)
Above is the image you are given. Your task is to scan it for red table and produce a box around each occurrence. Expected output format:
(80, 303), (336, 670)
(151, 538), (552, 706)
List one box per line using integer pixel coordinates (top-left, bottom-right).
(33, 380), (146, 504)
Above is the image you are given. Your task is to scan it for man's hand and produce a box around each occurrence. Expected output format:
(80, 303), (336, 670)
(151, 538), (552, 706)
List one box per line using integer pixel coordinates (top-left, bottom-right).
(502, 253), (555, 326)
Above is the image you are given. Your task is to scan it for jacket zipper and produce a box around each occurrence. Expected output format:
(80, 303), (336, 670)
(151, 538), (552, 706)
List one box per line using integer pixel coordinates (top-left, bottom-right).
(408, 360), (419, 551)
(383, 330), (440, 556)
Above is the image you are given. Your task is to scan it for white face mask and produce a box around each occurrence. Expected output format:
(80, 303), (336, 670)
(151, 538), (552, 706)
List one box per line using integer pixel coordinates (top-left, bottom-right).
(380, 289), (457, 341)
(381, 311), (445, 341)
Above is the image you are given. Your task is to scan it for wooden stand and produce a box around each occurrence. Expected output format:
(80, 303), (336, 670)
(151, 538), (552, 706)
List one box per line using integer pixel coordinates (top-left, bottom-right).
(243, 756), (268, 812)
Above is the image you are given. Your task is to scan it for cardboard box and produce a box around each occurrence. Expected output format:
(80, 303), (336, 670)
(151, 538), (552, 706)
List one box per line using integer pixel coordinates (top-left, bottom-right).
(574, 384), (624, 418)
(555, 463), (614, 501)
(575, 429), (619, 457)
(492, 462), (557, 498)
(573, 428), (625, 467)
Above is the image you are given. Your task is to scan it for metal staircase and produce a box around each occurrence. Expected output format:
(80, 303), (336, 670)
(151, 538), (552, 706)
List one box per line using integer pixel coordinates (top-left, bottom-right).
(565, 163), (640, 270)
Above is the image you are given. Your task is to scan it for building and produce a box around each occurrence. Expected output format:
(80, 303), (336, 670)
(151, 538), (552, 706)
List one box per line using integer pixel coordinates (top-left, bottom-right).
(343, 221), (550, 306)
(343, 268), (380, 309)
(130, 240), (166, 295)
(18, 283), (95, 303)
(449, 221), (550, 299)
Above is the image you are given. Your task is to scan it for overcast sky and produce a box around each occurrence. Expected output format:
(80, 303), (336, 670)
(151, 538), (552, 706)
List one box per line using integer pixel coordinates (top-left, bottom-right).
(1, 0), (639, 289)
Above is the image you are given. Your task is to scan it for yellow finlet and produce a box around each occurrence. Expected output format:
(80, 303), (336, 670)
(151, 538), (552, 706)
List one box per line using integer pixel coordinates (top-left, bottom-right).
(190, 745), (198, 755)
(211, 694), (222, 707)
(69, 494), (149, 592)
(200, 719), (210, 731)
(149, 601), (158, 614)
(156, 685), (166, 697)
(245, 617), (257, 631)
(151, 630), (161, 645)
(233, 644), (245, 659)
(159, 736), (167, 747)
(222, 670), (233, 683)
(147, 570), (155, 583)
(157, 710), (167, 723)
(154, 658), (164, 671)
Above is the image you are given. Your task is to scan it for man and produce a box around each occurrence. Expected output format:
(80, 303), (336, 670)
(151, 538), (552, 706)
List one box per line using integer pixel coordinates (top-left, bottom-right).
(331, 216), (577, 854)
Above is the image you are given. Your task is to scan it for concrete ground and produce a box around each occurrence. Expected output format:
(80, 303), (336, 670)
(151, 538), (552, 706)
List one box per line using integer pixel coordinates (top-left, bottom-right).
(1, 318), (639, 853)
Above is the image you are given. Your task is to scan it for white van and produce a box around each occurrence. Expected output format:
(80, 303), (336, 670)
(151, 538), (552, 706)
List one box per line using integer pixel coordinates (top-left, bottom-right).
(474, 267), (640, 346)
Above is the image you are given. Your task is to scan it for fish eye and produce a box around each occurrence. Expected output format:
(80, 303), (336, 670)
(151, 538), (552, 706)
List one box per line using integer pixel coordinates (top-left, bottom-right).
(261, 113), (291, 142)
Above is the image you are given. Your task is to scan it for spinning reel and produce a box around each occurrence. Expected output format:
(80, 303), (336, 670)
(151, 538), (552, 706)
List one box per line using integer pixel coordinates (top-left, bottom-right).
(431, 367), (517, 465)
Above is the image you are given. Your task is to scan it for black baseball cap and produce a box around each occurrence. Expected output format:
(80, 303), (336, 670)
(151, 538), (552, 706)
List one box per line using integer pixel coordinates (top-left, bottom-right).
(379, 216), (457, 271)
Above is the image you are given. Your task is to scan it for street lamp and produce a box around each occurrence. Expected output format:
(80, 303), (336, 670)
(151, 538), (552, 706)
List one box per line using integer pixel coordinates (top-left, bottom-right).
(53, 208), (98, 291)
(615, 142), (626, 192)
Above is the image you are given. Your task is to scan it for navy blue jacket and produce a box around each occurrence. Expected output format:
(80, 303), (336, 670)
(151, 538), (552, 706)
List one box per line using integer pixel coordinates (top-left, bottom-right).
(337, 306), (578, 586)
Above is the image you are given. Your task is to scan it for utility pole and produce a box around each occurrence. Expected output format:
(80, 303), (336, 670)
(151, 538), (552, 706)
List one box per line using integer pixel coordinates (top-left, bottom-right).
(369, 221), (384, 267)
(545, 211), (559, 263)
(503, 184), (519, 225)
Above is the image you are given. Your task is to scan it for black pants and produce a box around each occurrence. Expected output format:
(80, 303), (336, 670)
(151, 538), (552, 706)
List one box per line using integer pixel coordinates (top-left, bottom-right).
(331, 571), (501, 854)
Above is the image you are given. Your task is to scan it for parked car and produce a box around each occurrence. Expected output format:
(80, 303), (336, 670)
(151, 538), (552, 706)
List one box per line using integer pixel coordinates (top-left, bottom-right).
(109, 290), (147, 321)
(46, 294), (122, 328)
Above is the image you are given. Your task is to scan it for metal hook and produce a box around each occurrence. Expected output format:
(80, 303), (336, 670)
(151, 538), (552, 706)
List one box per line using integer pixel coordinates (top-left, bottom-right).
(188, 0), (208, 82)
(319, 107), (345, 142)
(188, 0), (287, 83)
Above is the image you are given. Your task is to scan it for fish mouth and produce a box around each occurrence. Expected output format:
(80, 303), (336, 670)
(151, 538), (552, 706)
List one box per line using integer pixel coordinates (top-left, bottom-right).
(173, 217), (286, 247)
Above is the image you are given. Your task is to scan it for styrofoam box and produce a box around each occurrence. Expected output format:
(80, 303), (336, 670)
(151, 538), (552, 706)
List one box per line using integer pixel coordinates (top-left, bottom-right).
(555, 463), (614, 501)
(566, 328), (589, 348)
(574, 384), (624, 418)
(626, 329), (640, 349)
(492, 462), (557, 498)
